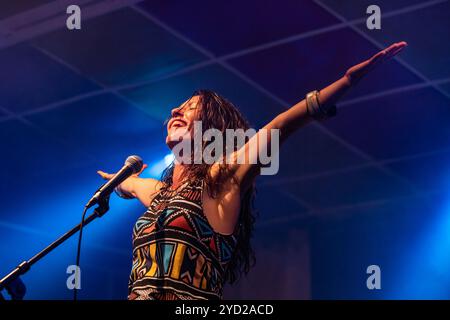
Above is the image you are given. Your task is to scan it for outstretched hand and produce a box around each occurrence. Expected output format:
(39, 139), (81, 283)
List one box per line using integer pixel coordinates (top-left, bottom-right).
(97, 164), (148, 180)
(345, 41), (408, 86)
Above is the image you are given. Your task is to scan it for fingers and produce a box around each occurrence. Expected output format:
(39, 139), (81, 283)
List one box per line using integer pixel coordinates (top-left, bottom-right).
(97, 170), (113, 180)
(387, 43), (407, 58)
(395, 41), (408, 48)
(370, 41), (407, 66)
(385, 41), (408, 58)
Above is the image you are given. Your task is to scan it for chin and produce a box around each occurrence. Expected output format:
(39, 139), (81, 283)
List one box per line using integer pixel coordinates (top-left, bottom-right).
(166, 136), (176, 150)
(166, 135), (185, 150)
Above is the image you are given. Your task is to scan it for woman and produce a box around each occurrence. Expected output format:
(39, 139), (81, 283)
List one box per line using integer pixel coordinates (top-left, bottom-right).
(98, 42), (407, 300)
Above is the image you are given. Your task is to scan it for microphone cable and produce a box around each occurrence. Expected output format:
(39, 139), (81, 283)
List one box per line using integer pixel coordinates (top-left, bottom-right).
(74, 205), (89, 301)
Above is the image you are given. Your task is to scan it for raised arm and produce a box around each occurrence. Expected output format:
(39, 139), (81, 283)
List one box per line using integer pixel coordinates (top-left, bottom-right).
(230, 41), (408, 191)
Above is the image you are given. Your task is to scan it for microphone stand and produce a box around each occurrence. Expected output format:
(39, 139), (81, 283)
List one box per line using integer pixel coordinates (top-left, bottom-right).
(0, 195), (110, 300)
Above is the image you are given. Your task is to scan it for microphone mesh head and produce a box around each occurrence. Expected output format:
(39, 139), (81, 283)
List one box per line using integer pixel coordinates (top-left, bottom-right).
(125, 155), (143, 174)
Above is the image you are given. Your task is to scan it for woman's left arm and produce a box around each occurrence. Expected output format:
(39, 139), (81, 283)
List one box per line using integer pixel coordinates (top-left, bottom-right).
(207, 42), (407, 234)
(233, 41), (408, 191)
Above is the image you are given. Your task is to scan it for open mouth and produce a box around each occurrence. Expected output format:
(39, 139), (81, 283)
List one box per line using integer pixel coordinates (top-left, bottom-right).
(169, 118), (187, 130)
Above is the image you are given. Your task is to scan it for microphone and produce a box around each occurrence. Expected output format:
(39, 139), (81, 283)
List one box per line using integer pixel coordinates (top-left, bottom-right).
(86, 155), (143, 208)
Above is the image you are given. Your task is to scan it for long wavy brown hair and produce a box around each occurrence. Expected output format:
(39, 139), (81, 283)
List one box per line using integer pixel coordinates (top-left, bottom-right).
(161, 89), (257, 284)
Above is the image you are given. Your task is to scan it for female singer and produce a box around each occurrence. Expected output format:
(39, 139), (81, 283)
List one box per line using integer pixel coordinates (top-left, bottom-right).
(98, 42), (407, 300)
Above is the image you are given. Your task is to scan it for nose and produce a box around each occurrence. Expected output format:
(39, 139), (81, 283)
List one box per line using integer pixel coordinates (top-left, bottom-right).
(171, 105), (184, 118)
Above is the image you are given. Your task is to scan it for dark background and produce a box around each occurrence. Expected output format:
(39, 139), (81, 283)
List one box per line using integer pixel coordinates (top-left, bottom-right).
(0, 0), (449, 299)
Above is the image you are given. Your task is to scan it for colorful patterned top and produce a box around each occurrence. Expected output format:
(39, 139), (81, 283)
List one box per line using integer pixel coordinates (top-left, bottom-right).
(128, 179), (239, 300)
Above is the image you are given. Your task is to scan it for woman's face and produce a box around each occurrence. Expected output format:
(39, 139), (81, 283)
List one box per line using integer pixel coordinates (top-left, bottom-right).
(166, 95), (202, 149)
